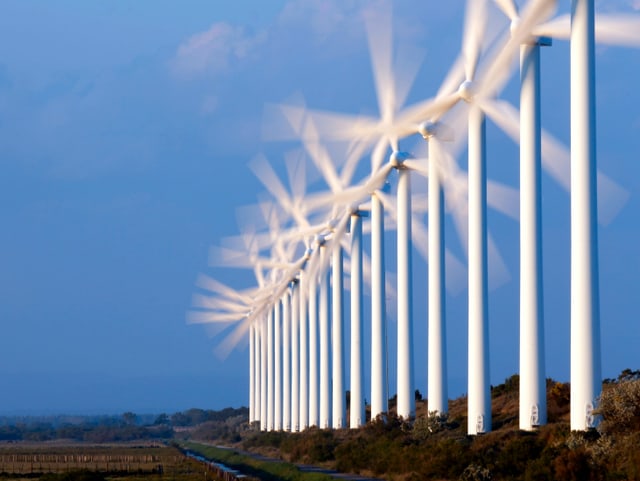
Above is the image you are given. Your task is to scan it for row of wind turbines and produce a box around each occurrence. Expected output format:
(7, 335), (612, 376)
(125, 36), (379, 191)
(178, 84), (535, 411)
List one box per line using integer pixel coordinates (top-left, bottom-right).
(189, 0), (637, 435)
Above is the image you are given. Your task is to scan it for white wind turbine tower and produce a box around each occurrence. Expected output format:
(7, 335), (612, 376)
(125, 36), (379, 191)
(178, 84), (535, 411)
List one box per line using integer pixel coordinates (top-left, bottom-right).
(486, 0), (637, 431)
(186, 274), (264, 424)
(188, 221), (306, 430)
(282, 283), (292, 431)
(275, 8), (484, 423)
(331, 229), (345, 429)
(305, 130), (367, 428)
(525, 0), (640, 432)
(247, 152), (318, 431)
(414, 0), (562, 434)
(569, 0), (600, 432)
(271, 0), (547, 427)
(299, 264), (310, 430)
(308, 240), (320, 428)
(318, 236), (331, 429)
(307, 142), (360, 429)
(419, 125), (451, 416)
(493, 0), (550, 431)
(290, 277), (301, 431)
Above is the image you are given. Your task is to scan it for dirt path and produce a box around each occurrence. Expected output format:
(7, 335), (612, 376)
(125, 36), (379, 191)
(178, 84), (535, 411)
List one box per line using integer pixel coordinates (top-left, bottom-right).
(203, 443), (386, 481)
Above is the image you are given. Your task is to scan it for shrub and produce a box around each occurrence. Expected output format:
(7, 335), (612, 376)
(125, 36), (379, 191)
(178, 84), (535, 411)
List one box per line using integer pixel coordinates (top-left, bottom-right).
(595, 378), (640, 434)
(460, 463), (492, 481)
(412, 411), (450, 440)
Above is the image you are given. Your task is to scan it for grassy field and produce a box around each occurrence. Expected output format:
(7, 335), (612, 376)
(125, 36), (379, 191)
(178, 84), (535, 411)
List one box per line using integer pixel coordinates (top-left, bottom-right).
(0, 443), (207, 481)
(180, 442), (333, 481)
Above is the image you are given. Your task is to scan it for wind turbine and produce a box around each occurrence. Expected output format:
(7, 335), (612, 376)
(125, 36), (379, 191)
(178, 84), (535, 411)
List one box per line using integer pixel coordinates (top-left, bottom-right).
(290, 277), (301, 432)
(331, 231), (346, 429)
(569, 0), (600, 433)
(491, 0), (550, 431)
(525, 0), (640, 432)
(273, 1), (525, 425)
(484, 0), (636, 431)
(281, 282), (292, 431)
(187, 275), (264, 424)
(409, 0), (565, 434)
(318, 236), (331, 429)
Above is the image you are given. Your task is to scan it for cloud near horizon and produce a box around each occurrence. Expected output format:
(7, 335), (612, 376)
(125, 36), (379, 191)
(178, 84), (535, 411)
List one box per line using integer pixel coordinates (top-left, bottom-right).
(171, 22), (267, 77)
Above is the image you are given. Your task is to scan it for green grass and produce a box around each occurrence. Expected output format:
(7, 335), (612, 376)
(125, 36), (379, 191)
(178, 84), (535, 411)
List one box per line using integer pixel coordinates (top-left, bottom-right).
(178, 441), (333, 481)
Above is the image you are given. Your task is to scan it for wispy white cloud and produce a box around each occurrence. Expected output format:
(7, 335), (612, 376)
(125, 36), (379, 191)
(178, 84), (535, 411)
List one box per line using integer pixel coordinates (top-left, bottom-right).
(171, 22), (266, 77)
(277, 0), (365, 42)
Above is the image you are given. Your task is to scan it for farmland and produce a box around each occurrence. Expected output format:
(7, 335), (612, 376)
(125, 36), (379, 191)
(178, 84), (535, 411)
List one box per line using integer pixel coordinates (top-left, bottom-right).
(0, 443), (205, 481)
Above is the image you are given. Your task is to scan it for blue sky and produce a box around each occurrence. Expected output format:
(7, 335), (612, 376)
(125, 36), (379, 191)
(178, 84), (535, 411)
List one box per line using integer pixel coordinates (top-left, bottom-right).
(0, 0), (638, 415)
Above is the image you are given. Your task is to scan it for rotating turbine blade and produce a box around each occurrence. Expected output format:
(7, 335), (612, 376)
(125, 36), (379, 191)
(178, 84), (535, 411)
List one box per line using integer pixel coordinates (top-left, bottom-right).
(364, 1), (395, 125)
(301, 119), (343, 194)
(340, 139), (369, 188)
(191, 293), (249, 313)
(394, 92), (461, 134)
(487, 233), (511, 289)
(249, 154), (294, 210)
(214, 312), (259, 359)
(478, 0), (557, 98)
(187, 310), (248, 324)
(402, 159), (429, 178)
(535, 14), (640, 46)
(261, 97), (307, 142)
(304, 109), (380, 143)
(532, 14), (570, 38)
(410, 214), (467, 295)
(480, 97), (629, 223)
(303, 161), (394, 214)
(436, 55), (466, 100)
(285, 149), (308, 202)
(445, 250), (468, 296)
(195, 274), (253, 304)
(371, 136), (390, 172)
(462, 0), (488, 81)
(305, 211), (351, 284)
(446, 183), (470, 258)
(487, 180), (520, 221)
(587, 15), (640, 46)
(210, 245), (296, 270)
(494, 0), (519, 21)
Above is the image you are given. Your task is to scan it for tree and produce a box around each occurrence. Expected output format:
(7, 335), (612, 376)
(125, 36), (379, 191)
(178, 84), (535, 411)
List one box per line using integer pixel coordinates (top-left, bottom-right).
(122, 412), (137, 426)
(154, 413), (169, 425)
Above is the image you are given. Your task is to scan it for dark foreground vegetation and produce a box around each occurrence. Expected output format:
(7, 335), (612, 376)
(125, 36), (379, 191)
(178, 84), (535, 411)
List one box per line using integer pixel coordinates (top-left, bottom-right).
(189, 369), (640, 481)
(1, 370), (638, 480)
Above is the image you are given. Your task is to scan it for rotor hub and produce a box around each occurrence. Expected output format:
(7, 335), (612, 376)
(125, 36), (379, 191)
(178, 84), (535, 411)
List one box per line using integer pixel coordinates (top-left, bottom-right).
(418, 121), (438, 139)
(458, 80), (476, 103)
(510, 16), (552, 46)
(390, 151), (411, 168)
(510, 17), (521, 36)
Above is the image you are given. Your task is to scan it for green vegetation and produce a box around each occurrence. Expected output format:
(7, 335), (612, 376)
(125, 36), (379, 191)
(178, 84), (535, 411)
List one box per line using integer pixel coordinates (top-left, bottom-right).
(188, 370), (639, 481)
(179, 442), (333, 481)
(1, 371), (638, 480)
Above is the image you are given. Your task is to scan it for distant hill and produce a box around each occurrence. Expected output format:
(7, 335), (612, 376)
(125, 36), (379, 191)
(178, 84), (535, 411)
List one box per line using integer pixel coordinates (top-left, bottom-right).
(0, 407), (248, 443)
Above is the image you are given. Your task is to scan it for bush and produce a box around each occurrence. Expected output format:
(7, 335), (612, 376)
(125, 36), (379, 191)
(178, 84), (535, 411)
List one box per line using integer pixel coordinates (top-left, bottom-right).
(412, 411), (450, 440)
(460, 463), (492, 481)
(595, 378), (640, 434)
